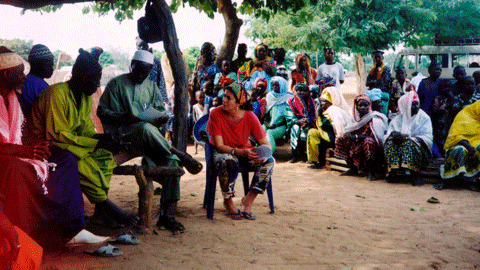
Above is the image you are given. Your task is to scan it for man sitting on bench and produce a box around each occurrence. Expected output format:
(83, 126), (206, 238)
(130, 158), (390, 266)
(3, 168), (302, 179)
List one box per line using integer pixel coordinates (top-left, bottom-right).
(97, 50), (202, 233)
(31, 48), (137, 229)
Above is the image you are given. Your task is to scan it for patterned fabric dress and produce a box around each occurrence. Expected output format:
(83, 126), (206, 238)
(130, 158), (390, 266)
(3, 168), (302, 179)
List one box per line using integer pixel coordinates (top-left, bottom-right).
(334, 94), (387, 170)
(286, 84), (316, 150)
(441, 100), (480, 180)
(384, 92), (433, 176)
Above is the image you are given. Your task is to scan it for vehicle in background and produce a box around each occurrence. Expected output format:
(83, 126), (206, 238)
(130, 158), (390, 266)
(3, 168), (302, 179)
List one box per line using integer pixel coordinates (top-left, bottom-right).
(394, 45), (480, 79)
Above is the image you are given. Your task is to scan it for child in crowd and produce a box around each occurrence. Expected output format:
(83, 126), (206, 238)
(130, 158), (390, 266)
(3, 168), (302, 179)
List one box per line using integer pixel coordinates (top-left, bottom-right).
(431, 80), (454, 157)
(192, 91), (208, 154)
(210, 96), (222, 113)
(390, 66), (415, 113)
(214, 59), (237, 94)
(193, 91), (207, 123)
(203, 80), (215, 111)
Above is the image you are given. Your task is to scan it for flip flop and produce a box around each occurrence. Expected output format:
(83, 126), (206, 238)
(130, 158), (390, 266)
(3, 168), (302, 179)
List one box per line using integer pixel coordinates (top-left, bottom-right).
(241, 211), (257, 220)
(427, 197), (440, 203)
(84, 244), (123, 257)
(227, 210), (243, 220)
(108, 234), (140, 245)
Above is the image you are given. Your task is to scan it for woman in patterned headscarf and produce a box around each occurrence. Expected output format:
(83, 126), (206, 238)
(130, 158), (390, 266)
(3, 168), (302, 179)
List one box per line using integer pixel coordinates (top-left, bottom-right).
(334, 94), (388, 180)
(290, 54), (317, 90)
(251, 77), (268, 120)
(384, 91), (432, 185)
(207, 82), (275, 220)
(237, 43), (276, 91)
(286, 82), (316, 162)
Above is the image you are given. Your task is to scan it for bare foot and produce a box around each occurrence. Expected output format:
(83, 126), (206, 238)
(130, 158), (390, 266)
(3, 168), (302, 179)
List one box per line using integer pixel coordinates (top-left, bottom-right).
(241, 193), (258, 213)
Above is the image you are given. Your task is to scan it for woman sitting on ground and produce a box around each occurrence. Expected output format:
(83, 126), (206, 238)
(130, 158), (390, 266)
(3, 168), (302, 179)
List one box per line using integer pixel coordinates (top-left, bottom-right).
(263, 76), (293, 153)
(334, 94), (388, 180)
(307, 87), (352, 169)
(384, 91), (433, 185)
(440, 100), (480, 191)
(287, 83), (316, 163)
(0, 47), (110, 250)
(206, 82), (275, 220)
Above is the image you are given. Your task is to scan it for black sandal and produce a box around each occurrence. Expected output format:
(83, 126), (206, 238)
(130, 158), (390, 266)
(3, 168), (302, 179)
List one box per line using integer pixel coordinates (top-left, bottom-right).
(175, 151), (203, 175)
(156, 216), (185, 233)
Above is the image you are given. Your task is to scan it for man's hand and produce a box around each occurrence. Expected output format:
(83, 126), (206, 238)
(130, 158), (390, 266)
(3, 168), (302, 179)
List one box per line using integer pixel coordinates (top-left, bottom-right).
(122, 113), (142, 125)
(96, 134), (128, 154)
(154, 115), (170, 127)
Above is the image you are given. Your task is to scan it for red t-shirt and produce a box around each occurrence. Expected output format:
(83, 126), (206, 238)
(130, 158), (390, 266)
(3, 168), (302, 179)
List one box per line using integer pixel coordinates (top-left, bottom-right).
(207, 106), (266, 149)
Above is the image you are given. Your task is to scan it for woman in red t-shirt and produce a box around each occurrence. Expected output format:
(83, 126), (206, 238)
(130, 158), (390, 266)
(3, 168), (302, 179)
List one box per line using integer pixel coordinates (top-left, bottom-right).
(207, 82), (275, 220)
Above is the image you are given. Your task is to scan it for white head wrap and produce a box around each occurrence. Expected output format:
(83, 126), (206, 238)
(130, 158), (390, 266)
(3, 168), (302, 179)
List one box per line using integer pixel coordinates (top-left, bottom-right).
(0, 52), (24, 70)
(132, 50), (154, 65)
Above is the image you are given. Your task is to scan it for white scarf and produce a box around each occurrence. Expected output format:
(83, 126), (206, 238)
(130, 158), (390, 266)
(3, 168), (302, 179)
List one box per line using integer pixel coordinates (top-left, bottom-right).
(0, 91), (53, 194)
(384, 92), (433, 152)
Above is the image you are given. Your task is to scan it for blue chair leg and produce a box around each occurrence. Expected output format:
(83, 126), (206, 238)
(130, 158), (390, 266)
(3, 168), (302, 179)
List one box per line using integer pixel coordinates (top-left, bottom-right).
(204, 142), (217, 219)
(267, 180), (274, 214)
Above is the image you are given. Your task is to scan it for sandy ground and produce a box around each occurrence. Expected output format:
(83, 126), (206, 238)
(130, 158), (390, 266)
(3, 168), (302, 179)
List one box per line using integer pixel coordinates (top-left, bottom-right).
(40, 78), (480, 269)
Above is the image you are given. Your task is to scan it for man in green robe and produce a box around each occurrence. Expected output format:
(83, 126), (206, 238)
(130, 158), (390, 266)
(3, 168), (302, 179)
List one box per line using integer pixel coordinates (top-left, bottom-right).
(31, 49), (137, 228)
(97, 50), (202, 233)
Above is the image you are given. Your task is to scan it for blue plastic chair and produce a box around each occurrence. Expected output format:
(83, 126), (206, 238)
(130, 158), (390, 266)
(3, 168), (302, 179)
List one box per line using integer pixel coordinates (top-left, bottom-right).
(194, 114), (275, 220)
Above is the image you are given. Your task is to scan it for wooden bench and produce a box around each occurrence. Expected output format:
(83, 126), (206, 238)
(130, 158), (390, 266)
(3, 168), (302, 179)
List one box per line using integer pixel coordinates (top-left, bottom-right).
(325, 148), (444, 182)
(112, 152), (185, 232)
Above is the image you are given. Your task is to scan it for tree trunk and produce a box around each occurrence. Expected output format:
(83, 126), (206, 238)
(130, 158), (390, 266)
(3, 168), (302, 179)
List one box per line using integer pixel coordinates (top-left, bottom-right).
(151, 0), (189, 152)
(355, 53), (366, 94)
(214, 0), (243, 67)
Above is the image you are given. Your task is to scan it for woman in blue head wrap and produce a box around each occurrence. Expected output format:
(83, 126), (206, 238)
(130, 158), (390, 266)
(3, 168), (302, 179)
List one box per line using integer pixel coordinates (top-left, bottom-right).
(263, 76), (293, 152)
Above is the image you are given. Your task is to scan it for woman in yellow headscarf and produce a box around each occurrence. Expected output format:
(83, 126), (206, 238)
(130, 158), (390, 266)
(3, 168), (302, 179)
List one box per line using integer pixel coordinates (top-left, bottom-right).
(306, 87), (352, 169)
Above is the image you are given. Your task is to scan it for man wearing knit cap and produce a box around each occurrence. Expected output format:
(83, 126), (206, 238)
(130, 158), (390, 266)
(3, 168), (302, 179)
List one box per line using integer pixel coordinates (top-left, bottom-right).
(31, 48), (138, 229)
(98, 50), (203, 233)
(17, 44), (54, 118)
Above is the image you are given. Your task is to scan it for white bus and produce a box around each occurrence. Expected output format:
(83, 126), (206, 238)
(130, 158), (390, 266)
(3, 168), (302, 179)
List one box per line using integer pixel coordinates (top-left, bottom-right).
(394, 45), (480, 79)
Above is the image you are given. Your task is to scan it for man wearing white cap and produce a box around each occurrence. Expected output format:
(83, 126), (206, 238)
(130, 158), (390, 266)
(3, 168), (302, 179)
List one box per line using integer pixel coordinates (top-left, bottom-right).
(98, 50), (202, 233)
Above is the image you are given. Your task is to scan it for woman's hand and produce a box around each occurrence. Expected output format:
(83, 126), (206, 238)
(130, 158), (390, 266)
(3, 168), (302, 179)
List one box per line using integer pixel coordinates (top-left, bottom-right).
(391, 131), (405, 145)
(458, 140), (476, 156)
(241, 148), (260, 160)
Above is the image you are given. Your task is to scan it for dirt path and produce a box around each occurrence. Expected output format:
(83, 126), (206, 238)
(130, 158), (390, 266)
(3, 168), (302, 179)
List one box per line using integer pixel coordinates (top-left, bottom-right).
(41, 144), (480, 270)
(41, 79), (480, 269)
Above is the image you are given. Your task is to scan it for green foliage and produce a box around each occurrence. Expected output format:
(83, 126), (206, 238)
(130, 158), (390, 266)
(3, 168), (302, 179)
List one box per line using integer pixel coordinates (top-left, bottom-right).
(98, 51), (115, 68)
(152, 46), (200, 71)
(424, 0), (480, 44)
(245, 0), (441, 55)
(105, 47), (132, 71)
(0, 38), (33, 60)
(183, 46), (200, 71)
